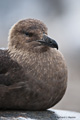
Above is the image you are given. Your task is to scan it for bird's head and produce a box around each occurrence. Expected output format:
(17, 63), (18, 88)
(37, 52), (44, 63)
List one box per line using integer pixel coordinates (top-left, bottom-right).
(8, 19), (58, 52)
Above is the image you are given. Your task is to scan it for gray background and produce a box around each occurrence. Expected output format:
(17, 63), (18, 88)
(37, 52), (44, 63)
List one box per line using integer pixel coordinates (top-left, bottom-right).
(0, 0), (80, 112)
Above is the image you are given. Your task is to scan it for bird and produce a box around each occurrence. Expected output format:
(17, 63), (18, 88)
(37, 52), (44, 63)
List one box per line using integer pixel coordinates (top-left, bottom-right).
(0, 19), (68, 110)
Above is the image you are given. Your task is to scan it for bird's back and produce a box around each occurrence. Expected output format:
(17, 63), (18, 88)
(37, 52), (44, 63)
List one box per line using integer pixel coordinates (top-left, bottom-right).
(0, 49), (24, 85)
(0, 49), (27, 109)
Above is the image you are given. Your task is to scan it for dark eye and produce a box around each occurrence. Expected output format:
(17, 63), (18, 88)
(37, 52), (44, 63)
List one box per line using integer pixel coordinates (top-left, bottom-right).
(25, 32), (33, 37)
(25, 32), (29, 36)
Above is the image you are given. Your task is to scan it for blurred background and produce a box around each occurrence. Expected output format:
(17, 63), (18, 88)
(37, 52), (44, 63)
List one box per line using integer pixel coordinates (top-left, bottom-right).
(0, 0), (80, 112)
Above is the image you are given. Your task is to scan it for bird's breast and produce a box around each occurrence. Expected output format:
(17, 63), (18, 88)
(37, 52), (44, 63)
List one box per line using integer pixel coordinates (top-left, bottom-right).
(22, 49), (67, 90)
(9, 49), (67, 109)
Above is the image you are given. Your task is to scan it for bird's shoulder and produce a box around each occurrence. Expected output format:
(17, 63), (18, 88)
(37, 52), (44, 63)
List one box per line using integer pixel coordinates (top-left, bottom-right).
(0, 49), (12, 66)
(0, 49), (9, 60)
(0, 49), (24, 86)
(0, 49), (21, 74)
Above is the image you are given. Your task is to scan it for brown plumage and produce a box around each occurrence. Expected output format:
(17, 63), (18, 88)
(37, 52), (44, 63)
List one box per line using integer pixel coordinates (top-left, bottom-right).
(0, 19), (68, 110)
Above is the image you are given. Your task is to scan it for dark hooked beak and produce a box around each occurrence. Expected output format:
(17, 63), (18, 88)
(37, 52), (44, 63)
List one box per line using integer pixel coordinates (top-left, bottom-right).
(37, 34), (58, 49)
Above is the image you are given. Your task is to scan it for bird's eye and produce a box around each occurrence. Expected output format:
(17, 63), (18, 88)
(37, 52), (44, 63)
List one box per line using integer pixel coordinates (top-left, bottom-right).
(25, 32), (29, 36)
(25, 32), (33, 37)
